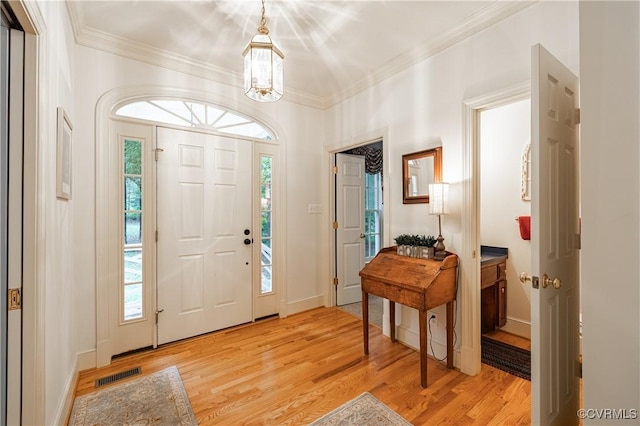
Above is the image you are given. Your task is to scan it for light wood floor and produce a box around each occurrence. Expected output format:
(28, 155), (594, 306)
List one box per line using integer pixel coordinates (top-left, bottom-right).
(483, 329), (532, 351)
(74, 307), (531, 425)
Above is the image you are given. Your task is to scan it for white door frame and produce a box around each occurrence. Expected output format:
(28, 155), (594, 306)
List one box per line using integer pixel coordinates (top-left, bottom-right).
(460, 81), (531, 375)
(7, 1), (46, 424)
(95, 87), (284, 366)
(325, 129), (391, 331)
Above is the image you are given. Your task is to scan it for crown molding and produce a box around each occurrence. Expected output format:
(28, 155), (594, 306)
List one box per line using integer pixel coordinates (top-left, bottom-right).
(67, 1), (536, 110)
(66, 2), (327, 109)
(326, 1), (537, 107)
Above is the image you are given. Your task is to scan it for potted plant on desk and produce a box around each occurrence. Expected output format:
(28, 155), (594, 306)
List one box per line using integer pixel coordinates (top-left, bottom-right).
(394, 234), (437, 259)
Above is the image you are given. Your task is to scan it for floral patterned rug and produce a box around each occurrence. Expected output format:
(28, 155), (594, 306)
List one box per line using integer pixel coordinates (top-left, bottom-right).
(69, 365), (197, 425)
(309, 392), (411, 425)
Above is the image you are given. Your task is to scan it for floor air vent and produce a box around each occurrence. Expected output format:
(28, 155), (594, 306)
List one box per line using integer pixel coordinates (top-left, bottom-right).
(95, 366), (141, 388)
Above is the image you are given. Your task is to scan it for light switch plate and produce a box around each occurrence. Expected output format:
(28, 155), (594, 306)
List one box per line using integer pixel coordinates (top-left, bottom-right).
(308, 204), (322, 214)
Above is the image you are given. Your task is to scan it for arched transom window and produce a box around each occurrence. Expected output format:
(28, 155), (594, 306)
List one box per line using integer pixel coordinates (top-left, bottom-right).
(116, 99), (274, 140)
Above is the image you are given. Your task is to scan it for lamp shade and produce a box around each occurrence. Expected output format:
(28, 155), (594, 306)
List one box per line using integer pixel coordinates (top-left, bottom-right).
(429, 182), (450, 215)
(243, 33), (284, 102)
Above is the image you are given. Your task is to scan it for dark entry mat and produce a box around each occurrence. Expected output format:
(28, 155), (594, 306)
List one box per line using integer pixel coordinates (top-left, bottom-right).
(481, 336), (531, 381)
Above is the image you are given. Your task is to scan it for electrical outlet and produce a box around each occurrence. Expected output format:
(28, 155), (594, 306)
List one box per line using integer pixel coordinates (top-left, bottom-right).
(430, 313), (437, 324)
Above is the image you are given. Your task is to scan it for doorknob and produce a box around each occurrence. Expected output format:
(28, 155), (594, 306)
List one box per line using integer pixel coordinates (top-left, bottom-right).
(519, 272), (539, 289)
(541, 274), (562, 289)
(520, 272), (561, 289)
(244, 238), (252, 245)
(360, 233), (365, 239)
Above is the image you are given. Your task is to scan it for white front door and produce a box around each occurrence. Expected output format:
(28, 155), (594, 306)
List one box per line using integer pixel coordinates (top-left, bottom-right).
(335, 153), (365, 305)
(530, 44), (580, 425)
(156, 127), (253, 345)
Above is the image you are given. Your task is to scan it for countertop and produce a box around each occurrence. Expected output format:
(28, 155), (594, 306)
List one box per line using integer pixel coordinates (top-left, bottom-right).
(480, 245), (508, 267)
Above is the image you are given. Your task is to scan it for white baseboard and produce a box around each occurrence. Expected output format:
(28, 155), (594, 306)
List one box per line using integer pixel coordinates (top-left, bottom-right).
(501, 317), (531, 339)
(77, 349), (97, 371)
(54, 357), (79, 426)
(396, 324), (459, 368)
(460, 344), (481, 376)
(286, 295), (325, 316)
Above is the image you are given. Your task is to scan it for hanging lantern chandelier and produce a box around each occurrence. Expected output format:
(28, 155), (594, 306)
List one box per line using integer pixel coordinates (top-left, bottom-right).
(242, 0), (284, 102)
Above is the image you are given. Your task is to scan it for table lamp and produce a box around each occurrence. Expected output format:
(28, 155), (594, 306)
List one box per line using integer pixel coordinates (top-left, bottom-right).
(429, 182), (450, 260)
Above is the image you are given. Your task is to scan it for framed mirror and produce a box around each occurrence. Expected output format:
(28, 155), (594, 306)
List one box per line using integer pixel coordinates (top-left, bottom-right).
(402, 147), (442, 204)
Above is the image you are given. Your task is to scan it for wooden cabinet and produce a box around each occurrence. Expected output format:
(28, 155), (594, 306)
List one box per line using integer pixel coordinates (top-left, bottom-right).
(481, 260), (507, 333)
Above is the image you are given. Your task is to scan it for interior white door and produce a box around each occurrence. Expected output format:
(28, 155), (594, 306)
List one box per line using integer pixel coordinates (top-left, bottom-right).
(157, 127), (252, 345)
(530, 44), (580, 425)
(335, 153), (365, 305)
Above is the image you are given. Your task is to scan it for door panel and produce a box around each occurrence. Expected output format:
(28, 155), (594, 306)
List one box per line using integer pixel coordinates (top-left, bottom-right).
(531, 43), (580, 426)
(336, 153), (365, 305)
(157, 127), (252, 345)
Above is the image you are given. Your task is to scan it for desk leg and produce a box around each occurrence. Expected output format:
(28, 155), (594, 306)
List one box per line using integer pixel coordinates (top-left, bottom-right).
(419, 309), (428, 388)
(446, 301), (454, 369)
(362, 291), (369, 355)
(389, 301), (396, 342)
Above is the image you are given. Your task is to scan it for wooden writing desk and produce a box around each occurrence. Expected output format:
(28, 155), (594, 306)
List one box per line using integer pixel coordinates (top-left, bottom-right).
(359, 247), (458, 388)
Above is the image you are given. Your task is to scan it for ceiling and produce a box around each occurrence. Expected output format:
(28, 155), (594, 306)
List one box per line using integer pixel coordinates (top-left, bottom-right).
(68, 1), (535, 109)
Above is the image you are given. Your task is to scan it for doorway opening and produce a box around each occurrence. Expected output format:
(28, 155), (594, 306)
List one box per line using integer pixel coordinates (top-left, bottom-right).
(478, 99), (533, 373)
(333, 140), (383, 327)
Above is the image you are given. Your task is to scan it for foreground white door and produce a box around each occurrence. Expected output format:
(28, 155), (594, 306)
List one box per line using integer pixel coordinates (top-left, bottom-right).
(335, 153), (365, 305)
(530, 44), (580, 425)
(157, 127), (252, 345)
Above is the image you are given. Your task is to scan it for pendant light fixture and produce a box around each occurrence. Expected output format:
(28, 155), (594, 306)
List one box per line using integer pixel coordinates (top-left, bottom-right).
(243, 0), (284, 102)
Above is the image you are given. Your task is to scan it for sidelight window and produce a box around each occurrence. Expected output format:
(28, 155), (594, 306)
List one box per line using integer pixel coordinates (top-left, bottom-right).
(260, 155), (273, 294)
(364, 172), (382, 261)
(123, 139), (144, 320)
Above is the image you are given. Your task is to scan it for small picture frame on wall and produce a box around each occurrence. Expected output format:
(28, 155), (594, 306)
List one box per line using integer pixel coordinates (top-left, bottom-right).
(57, 107), (73, 200)
(521, 143), (531, 201)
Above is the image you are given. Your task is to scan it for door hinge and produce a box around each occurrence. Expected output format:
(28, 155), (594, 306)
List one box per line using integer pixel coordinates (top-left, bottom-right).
(155, 309), (164, 324)
(574, 108), (581, 125)
(332, 166), (338, 174)
(332, 221), (338, 230)
(154, 148), (164, 161)
(333, 277), (339, 286)
(472, 250), (477, 259)
(575, 233), (581, 249)
(155, 230), (158, 242)
(8, 288), (21, 310)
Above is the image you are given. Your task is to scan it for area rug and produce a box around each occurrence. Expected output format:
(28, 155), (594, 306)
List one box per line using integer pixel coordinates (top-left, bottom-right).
(309, 392), (411, 425)
(69, 365), (197, 425)
(481, 336), (531, 381)
(337, 295), (383, 327)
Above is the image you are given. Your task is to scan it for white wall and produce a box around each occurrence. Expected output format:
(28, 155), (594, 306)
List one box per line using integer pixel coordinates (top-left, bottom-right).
(325, 1), (579, 358)
(580, 2), (640, 423)
(480, 99), (532, 338)
(24, 1), (78, 423)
